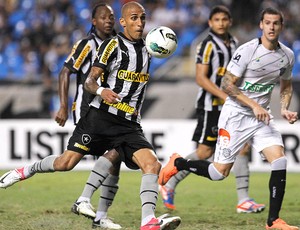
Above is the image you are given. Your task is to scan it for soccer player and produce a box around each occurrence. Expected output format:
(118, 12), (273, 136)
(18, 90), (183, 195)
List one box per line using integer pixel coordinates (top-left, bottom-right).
(83, 2), (181, 230)
(160, 5), (265, 214)
(54, 3), (122, 229)
(159, 7), (299, 230)
(0, 4), (122, 229)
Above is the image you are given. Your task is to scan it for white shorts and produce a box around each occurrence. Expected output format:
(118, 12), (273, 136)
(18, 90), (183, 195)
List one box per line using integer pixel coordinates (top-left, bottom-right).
(214, 105), (283, 164)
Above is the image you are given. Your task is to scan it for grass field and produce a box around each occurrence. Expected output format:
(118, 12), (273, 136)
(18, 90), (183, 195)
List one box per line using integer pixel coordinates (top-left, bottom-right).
(0, 170), (299, 230)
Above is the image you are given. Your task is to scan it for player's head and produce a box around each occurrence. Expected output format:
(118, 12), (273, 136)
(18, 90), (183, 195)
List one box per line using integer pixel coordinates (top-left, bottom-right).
(259, 7), (283, 43)
(208, 5), (232, 37)
(89, 3), (115, 39)
(119, 1), (146, 41)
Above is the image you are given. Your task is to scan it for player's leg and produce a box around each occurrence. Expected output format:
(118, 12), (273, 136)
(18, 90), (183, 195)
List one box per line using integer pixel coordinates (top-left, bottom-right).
(234, 143), (265, 213)
(0, 150), (83, 188)
(132, 148), (181, 230)
(92, 151), (122, 229)
(161, 109), (217, 210)
(263, 145), (298, 229)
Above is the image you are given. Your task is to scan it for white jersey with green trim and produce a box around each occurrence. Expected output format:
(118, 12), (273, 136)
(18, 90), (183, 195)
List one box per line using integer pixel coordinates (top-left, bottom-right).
(225, 38), (295, 115)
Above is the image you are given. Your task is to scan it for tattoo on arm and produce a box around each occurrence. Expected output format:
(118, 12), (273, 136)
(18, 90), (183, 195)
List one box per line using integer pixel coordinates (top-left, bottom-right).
(280, 86), (292, 110)
(221, 71), (241, 99)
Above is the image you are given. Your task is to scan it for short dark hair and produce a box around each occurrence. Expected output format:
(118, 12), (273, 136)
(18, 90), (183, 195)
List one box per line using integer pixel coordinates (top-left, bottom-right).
(209, 5), (231, 20)
(260, 7), (284, 24)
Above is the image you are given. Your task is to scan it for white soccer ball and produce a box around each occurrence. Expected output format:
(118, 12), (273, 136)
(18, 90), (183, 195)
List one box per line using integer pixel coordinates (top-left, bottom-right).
(145, 26), (178, 59)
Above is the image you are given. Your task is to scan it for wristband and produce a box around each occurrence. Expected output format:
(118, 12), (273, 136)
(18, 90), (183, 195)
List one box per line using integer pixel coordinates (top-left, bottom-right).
(96, 87), (105, 96)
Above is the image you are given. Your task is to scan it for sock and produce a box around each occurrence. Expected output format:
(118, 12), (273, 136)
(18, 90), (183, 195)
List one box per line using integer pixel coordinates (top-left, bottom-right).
(95, 211), (107, 222)
(165, 151), (199, 190)
(80, 157), (112, 200)
(140, 174), (158, 226)
(20, 155), (57, 178)
(175, 158), (211, 178)
(96, 174), (119, 217)
(233, 155), (250, 204)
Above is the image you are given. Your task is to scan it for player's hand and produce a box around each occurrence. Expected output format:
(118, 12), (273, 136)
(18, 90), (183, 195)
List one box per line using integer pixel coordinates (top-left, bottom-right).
(281, 109), (298, 124)
(101, 88), (121, 104)
(252, 106), (270, 125)
(55, 107), (68, 127)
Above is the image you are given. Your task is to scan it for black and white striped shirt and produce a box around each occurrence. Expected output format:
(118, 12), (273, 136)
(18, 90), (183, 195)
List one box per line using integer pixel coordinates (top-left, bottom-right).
(90, 32), (151, 124)
(64, 33), (103, 124)
(195, 30), (238, 111)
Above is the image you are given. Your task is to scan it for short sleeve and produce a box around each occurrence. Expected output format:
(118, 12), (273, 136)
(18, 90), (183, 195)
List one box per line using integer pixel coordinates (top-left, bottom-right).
(195, 40), (214, 65)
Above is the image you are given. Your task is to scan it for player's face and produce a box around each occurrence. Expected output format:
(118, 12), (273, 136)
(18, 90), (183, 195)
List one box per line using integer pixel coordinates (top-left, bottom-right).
(93, 6), (115, 38)
(260, 13), (283, 43)
(208, 12), (232, 36)
(120, 5), (146, 41)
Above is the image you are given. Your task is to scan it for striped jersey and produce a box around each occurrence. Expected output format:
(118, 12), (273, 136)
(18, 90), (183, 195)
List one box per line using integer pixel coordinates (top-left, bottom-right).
(64, 33), (104, 124)
(90, 32), (150, 124)
(195, 30), (238, 111)
(226, 38), (295, 115)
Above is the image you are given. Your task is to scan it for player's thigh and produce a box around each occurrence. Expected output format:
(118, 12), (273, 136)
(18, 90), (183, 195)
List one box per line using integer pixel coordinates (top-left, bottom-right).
(196, 144), (215, 160)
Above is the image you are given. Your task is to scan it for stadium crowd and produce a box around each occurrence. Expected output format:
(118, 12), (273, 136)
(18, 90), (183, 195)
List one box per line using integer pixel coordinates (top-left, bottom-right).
(1, 0), (300, 119)
(1, 0), (300, 81)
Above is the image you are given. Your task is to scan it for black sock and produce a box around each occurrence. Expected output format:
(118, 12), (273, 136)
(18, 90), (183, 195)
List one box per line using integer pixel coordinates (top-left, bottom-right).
(175, 158), (211, 179)
(267, 169), (286, 226)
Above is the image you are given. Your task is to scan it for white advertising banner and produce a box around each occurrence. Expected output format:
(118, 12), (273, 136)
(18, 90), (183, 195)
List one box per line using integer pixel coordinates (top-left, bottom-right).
(0, 119), (299, 172)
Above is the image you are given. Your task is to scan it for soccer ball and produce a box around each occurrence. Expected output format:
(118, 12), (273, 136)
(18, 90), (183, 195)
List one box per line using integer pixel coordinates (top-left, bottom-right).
(145, 26), (178, 58)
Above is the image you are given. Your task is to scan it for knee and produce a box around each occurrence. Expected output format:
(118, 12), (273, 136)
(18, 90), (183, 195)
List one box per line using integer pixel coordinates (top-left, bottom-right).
(196, 145), (214, 160)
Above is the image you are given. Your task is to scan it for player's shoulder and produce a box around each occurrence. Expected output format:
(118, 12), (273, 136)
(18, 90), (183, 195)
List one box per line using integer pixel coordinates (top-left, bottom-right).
(278, 41), (295, 58)
(237, 38), (259, 52)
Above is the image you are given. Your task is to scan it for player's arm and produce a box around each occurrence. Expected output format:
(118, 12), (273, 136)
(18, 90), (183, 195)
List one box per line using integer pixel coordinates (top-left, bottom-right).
(221, 70), (271, 124)
(84, 66), (120, 104)
(196, 63), (227, 101)
(55, 66), (71, 127)
(280, 79), (298, 124)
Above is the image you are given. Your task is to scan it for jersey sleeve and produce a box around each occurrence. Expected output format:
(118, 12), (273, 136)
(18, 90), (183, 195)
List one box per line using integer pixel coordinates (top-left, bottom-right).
(226, 44), (251, 78)
(281, 49), (295, 80)
(93, 38), (118, 70)
(64, 39), (92, 72)
(195, 40), (214, 65)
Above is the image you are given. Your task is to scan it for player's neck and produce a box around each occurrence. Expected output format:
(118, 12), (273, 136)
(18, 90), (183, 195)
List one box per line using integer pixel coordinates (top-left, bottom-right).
(261, 36), (279, 51)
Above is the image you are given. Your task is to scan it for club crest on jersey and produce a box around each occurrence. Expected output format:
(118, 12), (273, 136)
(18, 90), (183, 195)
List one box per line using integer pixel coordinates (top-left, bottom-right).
(82, 134), (92, 145)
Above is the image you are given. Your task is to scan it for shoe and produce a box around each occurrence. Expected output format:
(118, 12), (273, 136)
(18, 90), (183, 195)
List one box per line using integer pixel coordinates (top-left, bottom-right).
(140, 215), (181, 230)
(92, 218), (122, 229)
(266, 218), (299, 230)
(160, 185), (176, 210)
(237, 199), (266, 213)
(0, 168), (25, 188)
(158, 153), (181, 186)
(71, 200), (96, 219)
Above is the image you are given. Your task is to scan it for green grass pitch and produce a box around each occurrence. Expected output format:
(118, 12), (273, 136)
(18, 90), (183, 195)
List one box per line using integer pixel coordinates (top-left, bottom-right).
(0, 171), (299, 229)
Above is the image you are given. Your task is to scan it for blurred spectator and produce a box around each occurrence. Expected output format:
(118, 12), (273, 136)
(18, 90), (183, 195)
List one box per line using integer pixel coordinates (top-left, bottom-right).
(1, 0), (300, 81)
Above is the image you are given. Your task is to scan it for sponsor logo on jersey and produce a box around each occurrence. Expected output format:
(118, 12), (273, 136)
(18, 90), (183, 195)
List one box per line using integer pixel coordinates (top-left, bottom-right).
(203, 42), (213, 64)
(66, 41), (79, 63)
(74, 44), (91, 70)
(103, 100), (135, 114)
(233, 53), (241, 62)
(74, 142), (90, 151)
(217, 67), (226, 76)
(243, 81), (275, 93)
(100, 40), (117, 64)
(118, 70), (149, 82)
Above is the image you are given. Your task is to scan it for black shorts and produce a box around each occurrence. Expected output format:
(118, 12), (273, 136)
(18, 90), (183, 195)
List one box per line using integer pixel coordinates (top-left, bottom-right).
(67, 107), (154, 169)
(192, 108), (220, 147)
